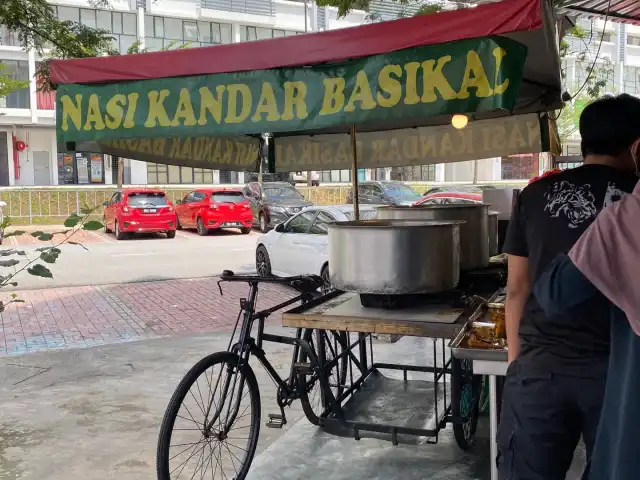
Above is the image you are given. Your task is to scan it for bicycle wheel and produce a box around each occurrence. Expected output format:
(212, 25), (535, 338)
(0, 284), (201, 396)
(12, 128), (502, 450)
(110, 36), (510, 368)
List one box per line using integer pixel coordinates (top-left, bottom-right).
(298, 329), (349, 425)
(451, 357), (483, 451)
(157, 352), (261, 480)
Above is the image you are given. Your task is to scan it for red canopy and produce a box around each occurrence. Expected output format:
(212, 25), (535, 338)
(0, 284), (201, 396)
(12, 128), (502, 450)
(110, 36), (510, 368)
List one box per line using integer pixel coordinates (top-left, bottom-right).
(49, 0), (541, 86)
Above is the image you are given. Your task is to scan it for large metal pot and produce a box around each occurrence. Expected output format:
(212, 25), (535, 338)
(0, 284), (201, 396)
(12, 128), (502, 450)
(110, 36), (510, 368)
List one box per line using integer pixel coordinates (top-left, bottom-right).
(488, 211), (499, 257)
(377, 204), (490, 270)
(328, 220), (463, 294)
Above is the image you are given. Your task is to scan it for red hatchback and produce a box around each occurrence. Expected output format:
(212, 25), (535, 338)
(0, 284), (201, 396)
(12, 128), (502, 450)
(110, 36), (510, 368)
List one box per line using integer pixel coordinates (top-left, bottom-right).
(174, 189), (253, 235)
(103, 189), (176, 240)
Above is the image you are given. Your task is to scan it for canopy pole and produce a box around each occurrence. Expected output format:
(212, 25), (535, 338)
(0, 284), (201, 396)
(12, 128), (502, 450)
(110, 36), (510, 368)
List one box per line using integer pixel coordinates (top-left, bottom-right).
(350, 125), (360, 220)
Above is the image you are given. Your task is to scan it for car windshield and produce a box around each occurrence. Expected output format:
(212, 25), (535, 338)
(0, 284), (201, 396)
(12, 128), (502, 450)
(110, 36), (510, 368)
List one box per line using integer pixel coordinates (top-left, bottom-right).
(127, 193), (167, 207)
(211, 192), (245, 204)
(345, 210), (377, 220)
(383, 184), (421, 199)
(264, 186), (303, 199)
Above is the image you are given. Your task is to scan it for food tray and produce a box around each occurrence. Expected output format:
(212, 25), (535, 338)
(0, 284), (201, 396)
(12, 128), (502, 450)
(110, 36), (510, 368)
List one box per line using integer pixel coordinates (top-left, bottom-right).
(449, 291), (508, 362)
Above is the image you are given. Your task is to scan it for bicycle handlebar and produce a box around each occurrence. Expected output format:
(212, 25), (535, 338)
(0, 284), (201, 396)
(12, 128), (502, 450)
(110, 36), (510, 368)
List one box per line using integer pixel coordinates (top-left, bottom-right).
(218, 270), (325, 294)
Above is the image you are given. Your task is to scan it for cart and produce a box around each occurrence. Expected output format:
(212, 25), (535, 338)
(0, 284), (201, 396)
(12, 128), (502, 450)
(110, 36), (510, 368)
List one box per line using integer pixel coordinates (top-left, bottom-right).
(49, 0), (563, 477)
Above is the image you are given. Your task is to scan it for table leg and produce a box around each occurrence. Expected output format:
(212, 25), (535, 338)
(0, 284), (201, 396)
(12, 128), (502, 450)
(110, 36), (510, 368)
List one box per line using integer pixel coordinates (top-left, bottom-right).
(489, 374), (499, 480)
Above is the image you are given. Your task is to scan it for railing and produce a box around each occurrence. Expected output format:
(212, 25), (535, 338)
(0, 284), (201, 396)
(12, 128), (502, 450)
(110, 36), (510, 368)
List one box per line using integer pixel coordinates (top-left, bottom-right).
(0, 181), (528, 225)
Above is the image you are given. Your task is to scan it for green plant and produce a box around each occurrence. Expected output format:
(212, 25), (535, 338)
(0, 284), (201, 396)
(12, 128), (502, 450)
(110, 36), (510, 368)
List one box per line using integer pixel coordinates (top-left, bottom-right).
(0, 205), (103, 313)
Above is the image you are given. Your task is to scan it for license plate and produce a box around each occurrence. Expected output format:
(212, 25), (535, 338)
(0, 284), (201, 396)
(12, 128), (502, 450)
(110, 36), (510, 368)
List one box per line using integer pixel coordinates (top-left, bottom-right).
(143, 208), (157, 213)
(222, 222), (241, 227)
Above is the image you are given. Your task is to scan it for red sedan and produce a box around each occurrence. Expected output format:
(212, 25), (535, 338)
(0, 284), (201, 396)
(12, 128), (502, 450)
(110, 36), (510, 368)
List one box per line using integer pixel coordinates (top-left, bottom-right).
(103, 189), (176, 240)
(174, 188), (253, 235)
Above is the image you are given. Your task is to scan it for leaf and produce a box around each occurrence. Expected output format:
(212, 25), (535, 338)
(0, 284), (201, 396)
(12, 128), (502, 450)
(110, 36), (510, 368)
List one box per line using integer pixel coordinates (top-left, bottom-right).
(40, 249), (60, 264)
(36, 247), (61, 253)
(27, 264), (53, 279)
(64, 214), (83, 228)
(68, 241), (89, 251)
(8, 282), (17, 287)
(36, 233), (54, 241)
(10, 293), (17, 299)
(0, 249), (25, 256)
(0, 302), (4, 313)
(4, 230), (25, 238)
(83, 221), (104, 231)
(80, 205), (95, 215)
(30, 231), (44, 238)
(0, 259), (20, 267)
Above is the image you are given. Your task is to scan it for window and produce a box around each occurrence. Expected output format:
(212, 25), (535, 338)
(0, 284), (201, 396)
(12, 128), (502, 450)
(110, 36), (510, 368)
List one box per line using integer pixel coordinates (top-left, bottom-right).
(112, 12), (123, 34)
(147, 163), (215, 184)
(501, 154), (540, 180)
(256, 28), (273, 40)
(122, 13), (137, 35)
(310, 211), (336, 235)
(57, 152), (105, 184)
(164, 18), (183, 40)
(241, 26), (258, 42)
(97, 10), (112, 30)
(57, 6), (79, 22)
(0, 26), (20, 47)
(211, 191), (245, 203)
(628, 36), (640, 47)
(127, 192), (168, 207)
(624, 66), (640, 95)
(0, 61), (30, 109)
(287, 212), (315, 234)
(183, 192), (196, 203)
(144, 17), (232, 51)
(192, 192), (206, 202)
(58, 8), (138, 53)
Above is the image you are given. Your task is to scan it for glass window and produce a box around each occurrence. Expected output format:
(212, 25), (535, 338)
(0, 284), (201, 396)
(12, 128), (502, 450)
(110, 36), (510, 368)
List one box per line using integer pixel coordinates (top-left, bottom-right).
(220, 24), (232, 44)
(127, 192), (168, 207)
(192, 192), (206, 201)
(256, 28), (272, 40)
(164, 18), (183, 40)
(211, 191), (245, 203)
(144, 16), (154, 37)
(628, 36), (640, 47)
(168, 165), (181, 183)
(112, 12), (123, 34)
(310, 211), (336, 235)
(263, 185), (303, 199)
(181, 167), (194, 183)
(183, 21), (199, 41)
(285, 30), (298, 36)
(57, 6), (79, 22)
(287, 212), (315, 234)
(0, 60), (30, 109)
(145, 37), (163, 51)
(273, 29), (285, 38)
(241, 26), (257, 42)
(122, 13), (137, 35)
(211, 23), (221, 44)
(157, 164), (168, 184)
(96, 10), (112, 31)
(119, 35), (137, 54)
(0, 26), (20, 47)
(154, 17), (164, 38)
(80, 9), (96, 28)
(198, 22), (212, 43)
(183, 192), (195, 203)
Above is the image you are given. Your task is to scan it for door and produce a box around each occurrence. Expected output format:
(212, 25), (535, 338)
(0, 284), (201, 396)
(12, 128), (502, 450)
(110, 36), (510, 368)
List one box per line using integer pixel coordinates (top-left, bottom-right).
(246, 183), (262, 224)
(369, 184), (386, 204)
(177, 192), (195, 227)
(105, 192), (121, 229)
(358, 184), (374, 204)
(307, 210), (335, 274)
(189, 191), (207, 225)
(33, 151), (51, 185)
(276, 211), (317, 275)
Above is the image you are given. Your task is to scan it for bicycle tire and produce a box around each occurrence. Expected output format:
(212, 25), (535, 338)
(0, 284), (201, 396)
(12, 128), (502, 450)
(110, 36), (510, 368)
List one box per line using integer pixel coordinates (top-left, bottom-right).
(298, 329), (349, 426)
(157, 351), (261, 480)
(451, 357), (483, 451)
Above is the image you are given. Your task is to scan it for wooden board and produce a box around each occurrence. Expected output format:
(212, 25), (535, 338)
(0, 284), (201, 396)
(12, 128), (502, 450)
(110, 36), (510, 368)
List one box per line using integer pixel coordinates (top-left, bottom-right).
(282, 292), (468, 339)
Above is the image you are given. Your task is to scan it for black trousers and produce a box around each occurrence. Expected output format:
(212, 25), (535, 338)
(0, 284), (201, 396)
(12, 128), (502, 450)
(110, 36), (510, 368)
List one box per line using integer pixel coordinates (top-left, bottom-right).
(497, 360), (606, 480)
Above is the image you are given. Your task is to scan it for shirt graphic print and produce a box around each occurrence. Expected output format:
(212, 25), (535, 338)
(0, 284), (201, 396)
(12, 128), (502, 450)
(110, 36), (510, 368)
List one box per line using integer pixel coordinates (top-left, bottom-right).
(603, 181), (627, 208)
(544, 180), (597, 229)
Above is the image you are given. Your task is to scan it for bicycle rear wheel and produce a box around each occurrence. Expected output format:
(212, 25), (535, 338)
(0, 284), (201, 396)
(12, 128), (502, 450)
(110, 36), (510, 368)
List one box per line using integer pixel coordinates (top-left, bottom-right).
(157, 351), (261, 480)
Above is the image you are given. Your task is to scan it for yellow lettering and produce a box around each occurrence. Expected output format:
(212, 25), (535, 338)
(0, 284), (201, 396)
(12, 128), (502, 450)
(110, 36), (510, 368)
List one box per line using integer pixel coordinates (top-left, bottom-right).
(123, 93), (138, 128)
(138, 138), (152, 154)
(180, 137), (193, 159)
(526, 120), (540, 146)
(60, 94), (82, 131)
(335, 142), (350, 165)
(492, 47), (510, 95)
(404, 63), (421, 105)
(222, 141), (233, 164)
(492, 126), (507, 150)
(457, 50), (493, 100)
(282, 82), (308, 121)
(377, 65), (402, 108)
(402, 135), (420, 161)
(420, 134), (437, 158)
(104, 94), (126, 130)
(252, 83), (281, 122)
(457, 129), (474, 155)
(345, 71), (376, 112)
(171, 89), (197, 127)
(385, 138), (402, 163)
(421, 57), (457, 103)
(169, 138), (182, 158)
(193, 137), (205, 159)
(320, 78), (345, 115)
(84, 94), (105, 131)
(198, 86), (226, 125)
(285, 145), (296, 166)
(152, 139), (166, 155)
(508, 125), (527, 149)
(440, 133), (455, 156)
(145, 90), (171, 128)
(225, 84), (252, 124)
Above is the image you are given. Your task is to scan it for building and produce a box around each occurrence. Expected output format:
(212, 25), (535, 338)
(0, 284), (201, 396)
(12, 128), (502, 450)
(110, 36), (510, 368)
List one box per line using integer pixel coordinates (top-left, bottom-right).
(0, 0), (366, 187)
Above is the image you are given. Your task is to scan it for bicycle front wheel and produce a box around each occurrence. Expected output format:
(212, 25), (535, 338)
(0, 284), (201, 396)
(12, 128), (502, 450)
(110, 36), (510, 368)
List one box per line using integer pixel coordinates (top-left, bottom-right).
(157, 351), (261, 480)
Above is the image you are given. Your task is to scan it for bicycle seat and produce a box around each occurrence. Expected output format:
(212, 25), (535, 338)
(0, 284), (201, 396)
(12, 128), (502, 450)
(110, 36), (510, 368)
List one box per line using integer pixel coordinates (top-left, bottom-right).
(286, 275), (324, 294)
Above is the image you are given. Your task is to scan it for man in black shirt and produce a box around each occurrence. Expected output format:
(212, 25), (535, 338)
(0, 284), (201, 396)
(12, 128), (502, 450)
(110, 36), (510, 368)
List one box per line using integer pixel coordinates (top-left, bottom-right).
(498, 94), (640, 479)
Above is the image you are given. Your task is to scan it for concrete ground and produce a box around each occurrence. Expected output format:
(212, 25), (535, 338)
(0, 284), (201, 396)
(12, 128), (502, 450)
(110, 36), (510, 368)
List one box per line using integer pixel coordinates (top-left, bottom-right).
(0, 327), (586, 480)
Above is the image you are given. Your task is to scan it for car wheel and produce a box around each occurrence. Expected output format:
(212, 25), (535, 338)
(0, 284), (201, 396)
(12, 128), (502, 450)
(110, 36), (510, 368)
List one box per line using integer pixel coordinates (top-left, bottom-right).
(256, 245), (272, 277)
(241, 227), (251, 235)
(321, 265), (332, 294)
(259, 213), (269, 233)
(115, 221), (127, 240)
(166, 230), (176, 239)
(196, 217), (208, 236)
(175, 216), (182, 230)
(104, 216), (112, 234)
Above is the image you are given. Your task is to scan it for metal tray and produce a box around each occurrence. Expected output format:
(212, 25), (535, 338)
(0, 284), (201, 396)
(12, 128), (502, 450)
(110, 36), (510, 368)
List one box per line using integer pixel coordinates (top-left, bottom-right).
(449, 297), (508, 362)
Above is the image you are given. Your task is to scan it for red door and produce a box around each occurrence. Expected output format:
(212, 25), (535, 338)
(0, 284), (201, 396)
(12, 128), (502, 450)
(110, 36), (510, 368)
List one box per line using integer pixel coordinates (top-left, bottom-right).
(187, 192), (207, 226)
(175, 193), (193, 227)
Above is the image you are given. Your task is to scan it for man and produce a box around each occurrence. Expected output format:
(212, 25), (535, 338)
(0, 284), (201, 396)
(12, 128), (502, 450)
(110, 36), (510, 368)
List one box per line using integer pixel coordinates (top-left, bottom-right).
(498, 94), (640, 479)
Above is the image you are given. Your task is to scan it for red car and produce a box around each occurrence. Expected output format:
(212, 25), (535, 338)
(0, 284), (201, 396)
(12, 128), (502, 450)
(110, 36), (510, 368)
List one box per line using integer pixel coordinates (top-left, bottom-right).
(174, 188), (253, 235)
(413, 186), (496, 206)
(103, 189), (176, 240)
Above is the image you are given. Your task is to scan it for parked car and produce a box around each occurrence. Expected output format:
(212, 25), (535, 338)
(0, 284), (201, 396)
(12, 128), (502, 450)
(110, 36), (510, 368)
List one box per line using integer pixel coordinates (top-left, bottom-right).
(414, 185), (497, 206)
(103, 189), (176, 240)
(255, 205), (378, 290)
(346, 181), (422, 206)
(174, 188), (252, 235)
(243, 181), (313, 233)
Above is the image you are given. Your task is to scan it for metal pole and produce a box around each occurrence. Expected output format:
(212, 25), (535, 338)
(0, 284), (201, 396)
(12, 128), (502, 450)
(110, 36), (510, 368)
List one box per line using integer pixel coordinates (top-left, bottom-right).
(350, 125), (360, 220)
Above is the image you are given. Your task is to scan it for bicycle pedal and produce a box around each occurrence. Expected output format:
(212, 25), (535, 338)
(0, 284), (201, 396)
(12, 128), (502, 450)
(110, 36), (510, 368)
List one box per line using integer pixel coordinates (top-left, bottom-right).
(293, 362), (313, 375)
(266, 413), (286, 429)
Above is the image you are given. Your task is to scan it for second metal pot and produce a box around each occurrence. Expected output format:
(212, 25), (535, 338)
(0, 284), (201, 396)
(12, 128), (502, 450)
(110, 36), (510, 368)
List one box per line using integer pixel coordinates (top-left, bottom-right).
(377, 204), (490, 270)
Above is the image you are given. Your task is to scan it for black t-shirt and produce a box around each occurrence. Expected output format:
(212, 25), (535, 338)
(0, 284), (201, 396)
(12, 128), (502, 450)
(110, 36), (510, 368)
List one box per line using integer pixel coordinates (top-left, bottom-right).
(504, 164), (638, 377)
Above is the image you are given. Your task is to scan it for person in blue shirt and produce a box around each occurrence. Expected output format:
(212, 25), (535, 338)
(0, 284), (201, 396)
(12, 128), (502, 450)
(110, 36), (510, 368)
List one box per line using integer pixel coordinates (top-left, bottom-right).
(533, 127), (640, 478)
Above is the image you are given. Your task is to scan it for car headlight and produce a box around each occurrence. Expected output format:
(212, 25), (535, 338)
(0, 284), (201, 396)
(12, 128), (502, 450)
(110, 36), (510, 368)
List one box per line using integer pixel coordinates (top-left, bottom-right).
(269, 206), (286, 213)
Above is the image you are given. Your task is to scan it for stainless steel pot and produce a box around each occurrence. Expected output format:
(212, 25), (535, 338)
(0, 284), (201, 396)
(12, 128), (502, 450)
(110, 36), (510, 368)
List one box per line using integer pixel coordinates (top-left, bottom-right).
(377, 204), (490, 270)
(488, 211), (499, 257)
(328, 220), (463, 295)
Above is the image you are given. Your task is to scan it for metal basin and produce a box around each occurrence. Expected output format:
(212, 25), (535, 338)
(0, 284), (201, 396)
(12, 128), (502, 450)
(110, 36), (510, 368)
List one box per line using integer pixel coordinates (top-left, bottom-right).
(377, 204), (490, 270)
(328, 220), (463, 295)
(488, 211), (499, 257)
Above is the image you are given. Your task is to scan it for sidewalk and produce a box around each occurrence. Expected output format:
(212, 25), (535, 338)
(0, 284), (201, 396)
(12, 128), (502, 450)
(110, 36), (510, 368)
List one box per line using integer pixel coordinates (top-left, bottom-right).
(0, 277), (292, 356)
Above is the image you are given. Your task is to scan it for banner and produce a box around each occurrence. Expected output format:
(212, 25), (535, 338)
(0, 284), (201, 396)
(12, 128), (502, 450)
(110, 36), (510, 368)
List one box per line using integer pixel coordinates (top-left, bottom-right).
(56, 37), (527, 144)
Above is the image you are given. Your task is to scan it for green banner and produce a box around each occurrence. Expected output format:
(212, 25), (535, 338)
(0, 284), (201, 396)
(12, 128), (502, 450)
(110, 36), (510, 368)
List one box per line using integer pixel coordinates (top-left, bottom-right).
(56, 36), (527, 144)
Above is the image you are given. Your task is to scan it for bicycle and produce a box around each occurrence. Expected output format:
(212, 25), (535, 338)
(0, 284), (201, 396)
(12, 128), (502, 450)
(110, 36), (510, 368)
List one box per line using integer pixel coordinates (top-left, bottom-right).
(156, 270), (350, 480)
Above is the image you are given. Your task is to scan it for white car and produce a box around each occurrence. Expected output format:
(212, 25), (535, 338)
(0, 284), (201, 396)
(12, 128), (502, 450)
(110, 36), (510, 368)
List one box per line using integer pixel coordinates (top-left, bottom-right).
(255, 204), (378, 289)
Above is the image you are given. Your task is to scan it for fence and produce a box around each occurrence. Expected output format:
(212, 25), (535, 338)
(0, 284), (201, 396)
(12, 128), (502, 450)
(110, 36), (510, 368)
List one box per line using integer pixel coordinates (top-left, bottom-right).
(0, 181), (528, 225)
